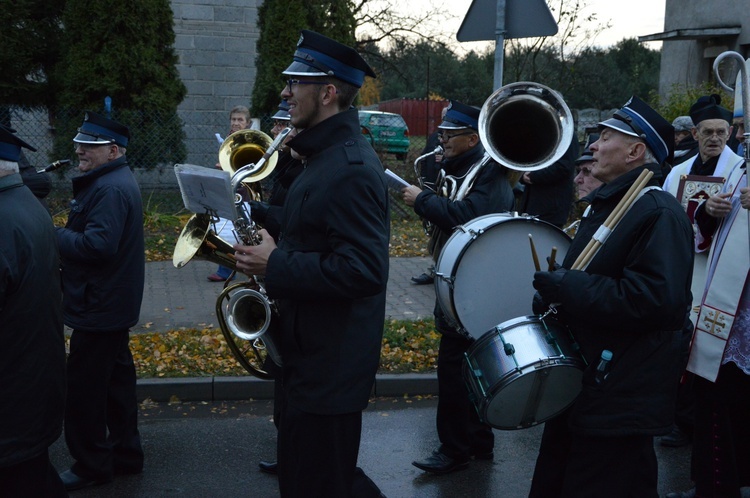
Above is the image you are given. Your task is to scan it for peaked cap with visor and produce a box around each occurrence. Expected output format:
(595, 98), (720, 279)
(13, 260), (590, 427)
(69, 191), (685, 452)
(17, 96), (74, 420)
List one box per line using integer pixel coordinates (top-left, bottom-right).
(282, 30), (376, 88)
(73, 111), (130, 147)
(0, 124), (36, 162)
(598, 96), (674, 166)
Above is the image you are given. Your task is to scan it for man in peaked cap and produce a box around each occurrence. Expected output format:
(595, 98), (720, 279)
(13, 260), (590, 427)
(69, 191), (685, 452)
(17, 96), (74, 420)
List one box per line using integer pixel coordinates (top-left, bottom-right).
(0, 126), (67, 497)
(270, 99), (291, 139)
(528, 96), (694, 497)
(56, 111), (145, 491)
(232, 31), (388, 497)
(402, 99), (514, 475)
(671, 115), (699, 167)
(573, 142), (603, 201)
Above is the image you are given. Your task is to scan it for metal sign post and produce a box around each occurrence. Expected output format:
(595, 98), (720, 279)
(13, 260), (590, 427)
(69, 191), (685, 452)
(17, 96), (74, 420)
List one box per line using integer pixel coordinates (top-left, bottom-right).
(457, 0), (558, 89)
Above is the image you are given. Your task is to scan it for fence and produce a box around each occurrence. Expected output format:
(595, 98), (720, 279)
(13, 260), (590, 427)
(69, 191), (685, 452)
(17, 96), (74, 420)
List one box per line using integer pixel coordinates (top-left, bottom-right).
(5, 105), (611, 221)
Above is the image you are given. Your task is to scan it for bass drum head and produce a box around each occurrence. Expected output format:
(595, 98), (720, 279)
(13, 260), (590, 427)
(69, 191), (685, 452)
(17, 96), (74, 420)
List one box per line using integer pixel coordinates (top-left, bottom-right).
(442, 215), (570, 339)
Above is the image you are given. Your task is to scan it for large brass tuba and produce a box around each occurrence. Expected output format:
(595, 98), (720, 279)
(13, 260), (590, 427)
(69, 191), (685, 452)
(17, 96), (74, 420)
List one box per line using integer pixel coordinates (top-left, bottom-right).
(435, 82), (574, 202)
(172, 128), (290, 379)
(479, 81), (574, 172)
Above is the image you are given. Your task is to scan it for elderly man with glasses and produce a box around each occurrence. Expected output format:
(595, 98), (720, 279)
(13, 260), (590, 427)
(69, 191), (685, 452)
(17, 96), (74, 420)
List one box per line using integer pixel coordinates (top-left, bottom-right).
(402, 100), (515, 475)
(56, 111), (145, 491)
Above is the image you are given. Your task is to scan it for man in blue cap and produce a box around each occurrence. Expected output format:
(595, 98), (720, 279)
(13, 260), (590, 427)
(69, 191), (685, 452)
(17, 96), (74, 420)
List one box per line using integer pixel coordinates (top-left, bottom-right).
(56, 111), (145, 491)
(0, 126), (67, 497)
(529, 96), (694, 497)
(402, 99), (515, 475)
(233, 30), (388, 497)
(270, 99), (291, 138)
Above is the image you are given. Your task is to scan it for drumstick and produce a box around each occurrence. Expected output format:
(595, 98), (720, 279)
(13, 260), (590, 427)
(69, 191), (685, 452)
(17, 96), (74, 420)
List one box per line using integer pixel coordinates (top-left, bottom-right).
(529, 234), (541, 271)
(548, 247), (557, 271)
(572, 169), (654, 270)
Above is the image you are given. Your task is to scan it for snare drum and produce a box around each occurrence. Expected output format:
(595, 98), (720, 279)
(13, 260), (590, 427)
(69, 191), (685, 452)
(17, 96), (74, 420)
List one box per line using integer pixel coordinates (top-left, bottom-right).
(463, 316), (584, 430)
(435, 213), (570, 339)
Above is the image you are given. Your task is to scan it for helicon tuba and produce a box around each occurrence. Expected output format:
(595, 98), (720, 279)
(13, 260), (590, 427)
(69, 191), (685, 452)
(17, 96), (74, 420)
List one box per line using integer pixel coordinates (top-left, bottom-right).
(479, 81), (575, 173)
(172, 128), (290, 379)
(435, 82), (574, 202)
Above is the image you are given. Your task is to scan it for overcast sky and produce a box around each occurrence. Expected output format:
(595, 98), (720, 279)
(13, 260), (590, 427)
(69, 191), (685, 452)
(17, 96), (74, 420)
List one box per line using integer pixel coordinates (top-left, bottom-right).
(394, 0), (668, 53)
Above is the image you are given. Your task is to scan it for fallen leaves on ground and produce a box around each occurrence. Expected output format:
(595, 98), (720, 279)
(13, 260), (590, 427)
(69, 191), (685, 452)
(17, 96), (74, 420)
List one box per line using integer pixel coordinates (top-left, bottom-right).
(118, 319), (439, 379)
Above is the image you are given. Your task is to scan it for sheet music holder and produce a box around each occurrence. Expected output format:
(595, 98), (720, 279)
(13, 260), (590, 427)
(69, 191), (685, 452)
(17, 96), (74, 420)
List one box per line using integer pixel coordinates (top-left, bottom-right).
(384, 168), (410, 191)
(174, 163), (236, 220)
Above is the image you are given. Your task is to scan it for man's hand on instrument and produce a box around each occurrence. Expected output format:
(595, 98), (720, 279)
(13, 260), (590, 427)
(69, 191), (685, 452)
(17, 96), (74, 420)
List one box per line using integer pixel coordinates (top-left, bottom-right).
(740, 187), (750, 210)
(705, 192), (733, 218)
(233, 228), (276, 276)
(533, 268), (568, 305)
(402, 185), (422, 207)
(532, 292), (550, 315)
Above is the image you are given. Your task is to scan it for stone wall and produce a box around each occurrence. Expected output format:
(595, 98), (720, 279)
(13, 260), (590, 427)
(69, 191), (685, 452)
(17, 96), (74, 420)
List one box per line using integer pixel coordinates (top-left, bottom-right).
(170, 0), (261, 169)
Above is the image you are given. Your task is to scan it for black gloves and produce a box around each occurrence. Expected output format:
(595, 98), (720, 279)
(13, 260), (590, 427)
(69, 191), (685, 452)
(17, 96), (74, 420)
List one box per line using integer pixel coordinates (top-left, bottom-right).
(532, 268), (568, 306)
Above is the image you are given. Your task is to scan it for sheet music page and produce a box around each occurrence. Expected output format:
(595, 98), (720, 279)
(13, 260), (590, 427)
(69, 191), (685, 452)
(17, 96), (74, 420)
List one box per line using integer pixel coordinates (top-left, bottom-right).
(384, 168), (410, 191)
(173, 164), (236, 219)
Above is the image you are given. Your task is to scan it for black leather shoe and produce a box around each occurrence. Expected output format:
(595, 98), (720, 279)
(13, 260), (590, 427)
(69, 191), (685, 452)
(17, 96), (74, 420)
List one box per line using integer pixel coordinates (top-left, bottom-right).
(258, 460), (278, 475)
(665, 488), (696, 498)
(411, 273), (434, 285)
(412, 451), (469, 475)
(58, 469), (110, 491)
(660, 427), (691, 447)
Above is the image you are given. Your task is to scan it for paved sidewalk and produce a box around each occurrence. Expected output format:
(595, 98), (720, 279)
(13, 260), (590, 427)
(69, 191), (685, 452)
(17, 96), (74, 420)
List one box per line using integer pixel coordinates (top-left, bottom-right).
(134, 257), (439, 402)
(136, 257), (436, 333)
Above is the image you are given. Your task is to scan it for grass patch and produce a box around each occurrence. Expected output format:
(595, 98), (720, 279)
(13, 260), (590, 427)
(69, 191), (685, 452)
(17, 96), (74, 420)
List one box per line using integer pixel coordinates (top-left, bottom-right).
(112, 318), (439, 378)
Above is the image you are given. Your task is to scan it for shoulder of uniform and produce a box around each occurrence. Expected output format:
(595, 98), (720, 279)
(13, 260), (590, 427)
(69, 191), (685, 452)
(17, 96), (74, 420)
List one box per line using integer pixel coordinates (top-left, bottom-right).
(343, 136), (365, 165)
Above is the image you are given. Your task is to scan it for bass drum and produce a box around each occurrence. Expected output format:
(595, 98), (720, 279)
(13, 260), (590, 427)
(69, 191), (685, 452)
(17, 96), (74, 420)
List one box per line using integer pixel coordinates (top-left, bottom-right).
(434, 213), (570, 339)
(463, 316), (585, 429)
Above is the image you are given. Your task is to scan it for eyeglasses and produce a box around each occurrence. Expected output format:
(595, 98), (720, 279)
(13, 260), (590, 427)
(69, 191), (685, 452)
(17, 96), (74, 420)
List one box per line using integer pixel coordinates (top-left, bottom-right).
(698, 127), (729, 138)
(285, 79), (330, 93)
(576, 167), (593, 177)
(438, 131), (475, 142)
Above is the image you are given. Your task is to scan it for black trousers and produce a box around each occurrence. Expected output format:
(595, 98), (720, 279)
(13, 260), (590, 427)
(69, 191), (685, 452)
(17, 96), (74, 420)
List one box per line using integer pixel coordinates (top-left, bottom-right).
(65, 329), (143, 481)
(0, 449), (66, 498)
(528, 413), (658, 498)
(691, 362), (750, 498)
(436, 331), (494, 460)
(277, 403), (382, 498)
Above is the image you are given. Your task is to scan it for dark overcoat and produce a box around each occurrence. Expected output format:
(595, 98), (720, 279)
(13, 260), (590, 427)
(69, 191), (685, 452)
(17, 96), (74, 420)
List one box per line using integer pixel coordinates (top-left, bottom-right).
(264, 109), (390, 415)
(0, 174), (65, 467)
(555, 164), (694, 436)
(56, 156), (145, 332)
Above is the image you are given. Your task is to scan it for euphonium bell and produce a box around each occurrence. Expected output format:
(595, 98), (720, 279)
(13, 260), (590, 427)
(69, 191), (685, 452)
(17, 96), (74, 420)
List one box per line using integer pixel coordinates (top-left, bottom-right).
(218, 129), (278, 201)
(172, 213), (236, 270)
(216, 283), (282, 381)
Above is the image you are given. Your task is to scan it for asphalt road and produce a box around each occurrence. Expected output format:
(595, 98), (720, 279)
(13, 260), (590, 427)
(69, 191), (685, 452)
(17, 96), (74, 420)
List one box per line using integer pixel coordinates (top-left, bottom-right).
(49, 397), (693, 498)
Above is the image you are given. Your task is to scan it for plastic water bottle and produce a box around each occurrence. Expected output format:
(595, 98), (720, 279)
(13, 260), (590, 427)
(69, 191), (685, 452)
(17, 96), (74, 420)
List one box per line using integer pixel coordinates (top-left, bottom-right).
(594, 349), (613, 385)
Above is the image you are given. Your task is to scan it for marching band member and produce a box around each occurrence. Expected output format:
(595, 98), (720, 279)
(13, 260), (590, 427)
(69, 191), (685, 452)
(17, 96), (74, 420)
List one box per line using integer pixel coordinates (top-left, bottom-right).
(403, 100), (514, 475)
(530, 96), (693, 498)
